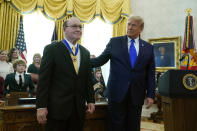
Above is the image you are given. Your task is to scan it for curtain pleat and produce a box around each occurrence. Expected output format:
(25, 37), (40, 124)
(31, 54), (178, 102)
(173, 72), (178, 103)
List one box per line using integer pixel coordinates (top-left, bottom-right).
(113, 17), (128, 37)
(56, 15), (72, 41)
(0, 1), (20, 50)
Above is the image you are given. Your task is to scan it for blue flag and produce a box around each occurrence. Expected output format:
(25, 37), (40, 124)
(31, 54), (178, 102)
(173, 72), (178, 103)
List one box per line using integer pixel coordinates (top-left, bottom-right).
(51, 24), (58, 42)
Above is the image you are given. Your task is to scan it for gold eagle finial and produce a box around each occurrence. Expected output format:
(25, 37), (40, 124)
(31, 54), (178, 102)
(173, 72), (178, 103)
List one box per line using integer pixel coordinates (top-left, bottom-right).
(185, 8), (192, 16)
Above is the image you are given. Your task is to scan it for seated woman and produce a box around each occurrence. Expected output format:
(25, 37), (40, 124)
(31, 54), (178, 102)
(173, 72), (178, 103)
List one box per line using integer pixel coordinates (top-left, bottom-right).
(0, 50), (14, 79)
(4, 59), (34, 97)
(27, 53), (41, 96)
(7, 48), (19, 63)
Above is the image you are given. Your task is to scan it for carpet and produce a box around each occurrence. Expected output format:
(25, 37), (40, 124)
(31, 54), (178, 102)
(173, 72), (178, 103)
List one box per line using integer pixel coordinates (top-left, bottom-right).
(141, 121), (164, 131)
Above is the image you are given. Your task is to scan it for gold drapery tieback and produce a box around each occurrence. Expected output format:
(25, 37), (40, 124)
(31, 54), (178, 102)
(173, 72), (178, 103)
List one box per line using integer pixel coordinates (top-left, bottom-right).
(71, 46), (78, 74)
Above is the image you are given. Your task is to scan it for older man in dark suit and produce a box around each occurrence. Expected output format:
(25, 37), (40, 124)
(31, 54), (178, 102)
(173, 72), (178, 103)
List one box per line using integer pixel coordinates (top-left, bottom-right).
(90, 16), (155, 131)
(36, 17), (95, 131)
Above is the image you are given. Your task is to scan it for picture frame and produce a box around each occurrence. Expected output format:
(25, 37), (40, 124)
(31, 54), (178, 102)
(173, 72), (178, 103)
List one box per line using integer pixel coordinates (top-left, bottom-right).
(148, 36), (181, 72)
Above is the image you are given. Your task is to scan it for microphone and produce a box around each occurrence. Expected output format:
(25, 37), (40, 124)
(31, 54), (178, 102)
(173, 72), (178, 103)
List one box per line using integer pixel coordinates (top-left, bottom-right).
(179, 54), (187, 61)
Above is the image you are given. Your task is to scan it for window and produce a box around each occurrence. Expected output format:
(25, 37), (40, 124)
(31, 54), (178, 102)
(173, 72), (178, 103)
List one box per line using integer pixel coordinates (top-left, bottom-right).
(82, 18), (112, 83)
(23, 11), (54, 65)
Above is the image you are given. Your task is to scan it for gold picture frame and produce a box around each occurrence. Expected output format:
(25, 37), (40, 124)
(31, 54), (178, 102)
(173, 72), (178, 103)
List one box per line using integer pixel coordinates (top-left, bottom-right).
(148, 36), (181, 72)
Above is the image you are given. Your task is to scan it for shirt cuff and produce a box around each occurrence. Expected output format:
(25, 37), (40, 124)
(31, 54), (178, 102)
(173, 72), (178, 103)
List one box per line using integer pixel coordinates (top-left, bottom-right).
(37, 108), (47, 110)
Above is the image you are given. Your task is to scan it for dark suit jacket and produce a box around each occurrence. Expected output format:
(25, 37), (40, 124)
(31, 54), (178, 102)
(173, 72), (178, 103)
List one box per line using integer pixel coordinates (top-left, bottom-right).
(36, 41), (95, 120)
(91, 35), (155, 105)
(0, 76), (4, 98)
(4, 72), (34, 96)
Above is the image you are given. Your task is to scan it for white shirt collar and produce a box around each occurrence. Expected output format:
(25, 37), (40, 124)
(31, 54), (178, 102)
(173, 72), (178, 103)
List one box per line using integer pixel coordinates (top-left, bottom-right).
(127, 36), (140, 55)
(127, 37), (139, 43)
(16, 72), (24, 76)
(64, 37), (78, 49)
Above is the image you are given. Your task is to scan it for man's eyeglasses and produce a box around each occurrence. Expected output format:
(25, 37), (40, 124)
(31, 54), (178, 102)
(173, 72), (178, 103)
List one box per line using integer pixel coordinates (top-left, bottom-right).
(66, 25), (83, 30)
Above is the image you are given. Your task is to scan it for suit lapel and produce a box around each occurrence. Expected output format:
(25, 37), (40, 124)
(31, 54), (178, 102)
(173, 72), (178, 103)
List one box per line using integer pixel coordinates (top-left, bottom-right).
(12, 72), (18, 86)
(24, 74), (27, 86)
(134, 39), (145, 68)
(59, 42), (77, 75)
(121, 36), (132, 69)
(78, 45), (85, 76)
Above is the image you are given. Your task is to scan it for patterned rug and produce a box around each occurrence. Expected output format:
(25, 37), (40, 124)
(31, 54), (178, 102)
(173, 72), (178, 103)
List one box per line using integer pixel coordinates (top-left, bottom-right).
(141, 121), (164, 131)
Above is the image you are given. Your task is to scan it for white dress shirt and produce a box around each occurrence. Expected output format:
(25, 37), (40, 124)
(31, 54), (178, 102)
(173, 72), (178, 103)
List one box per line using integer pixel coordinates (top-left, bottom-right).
(15, 72), (24, 85)
(128, 37), (140, 56)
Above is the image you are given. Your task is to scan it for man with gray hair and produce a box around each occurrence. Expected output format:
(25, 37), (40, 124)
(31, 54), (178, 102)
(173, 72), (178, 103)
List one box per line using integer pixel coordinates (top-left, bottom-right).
(90, 16), (155, 131)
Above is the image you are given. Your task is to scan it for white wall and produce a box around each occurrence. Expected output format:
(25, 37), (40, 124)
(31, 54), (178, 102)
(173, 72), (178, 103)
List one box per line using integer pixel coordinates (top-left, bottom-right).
(130, 0), (197, 45)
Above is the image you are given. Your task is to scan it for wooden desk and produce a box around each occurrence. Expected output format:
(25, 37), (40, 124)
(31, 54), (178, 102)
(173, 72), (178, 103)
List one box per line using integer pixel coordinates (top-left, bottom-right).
(84, 102), (108, 131)
(162, 97), (197, 131)
(0, 102), (108, 131)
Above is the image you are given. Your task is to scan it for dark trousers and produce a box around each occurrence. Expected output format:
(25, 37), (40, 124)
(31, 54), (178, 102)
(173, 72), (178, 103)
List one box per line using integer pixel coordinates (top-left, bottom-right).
(108, 88), (142, 131)
(46, 106), (84, 131)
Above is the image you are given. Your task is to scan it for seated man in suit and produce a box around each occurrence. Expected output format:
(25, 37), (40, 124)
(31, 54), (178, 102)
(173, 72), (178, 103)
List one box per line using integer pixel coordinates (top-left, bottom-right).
(4, 59), (34, 97)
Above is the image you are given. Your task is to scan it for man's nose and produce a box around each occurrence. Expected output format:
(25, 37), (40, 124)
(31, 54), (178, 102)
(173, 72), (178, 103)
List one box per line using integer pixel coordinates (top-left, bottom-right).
(128, 25), (133, 30)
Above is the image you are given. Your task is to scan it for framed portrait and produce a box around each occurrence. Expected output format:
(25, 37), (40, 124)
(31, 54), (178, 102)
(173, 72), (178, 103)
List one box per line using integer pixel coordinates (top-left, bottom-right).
(148, 36), (181, 72)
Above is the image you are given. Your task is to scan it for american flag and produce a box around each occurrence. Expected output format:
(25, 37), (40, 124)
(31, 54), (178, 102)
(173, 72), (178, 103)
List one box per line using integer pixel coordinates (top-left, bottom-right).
(15, 16), (27, 62)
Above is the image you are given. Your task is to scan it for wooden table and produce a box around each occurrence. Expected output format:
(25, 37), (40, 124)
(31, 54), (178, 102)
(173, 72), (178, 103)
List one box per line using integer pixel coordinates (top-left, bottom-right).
(0, 102), (108, 131)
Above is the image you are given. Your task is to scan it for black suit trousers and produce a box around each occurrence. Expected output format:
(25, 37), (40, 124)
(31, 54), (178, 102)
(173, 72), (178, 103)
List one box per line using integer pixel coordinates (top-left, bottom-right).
(46, 104), (84, 131)
(108, 87), (142, 131)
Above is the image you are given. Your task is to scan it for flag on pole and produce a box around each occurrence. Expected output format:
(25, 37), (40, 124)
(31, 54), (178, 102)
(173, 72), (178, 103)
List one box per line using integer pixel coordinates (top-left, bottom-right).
(180, 9), (197, 70)
(15, 16), (27, 62)
(51, 24), (58, 43)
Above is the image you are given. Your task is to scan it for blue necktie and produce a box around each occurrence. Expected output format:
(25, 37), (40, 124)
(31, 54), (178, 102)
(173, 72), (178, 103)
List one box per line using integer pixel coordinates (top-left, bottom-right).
(129, 39), (137, 68)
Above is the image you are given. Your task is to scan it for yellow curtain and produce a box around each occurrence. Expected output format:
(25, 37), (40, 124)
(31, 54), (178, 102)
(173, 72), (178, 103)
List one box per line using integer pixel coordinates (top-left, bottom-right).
(111, 0), (130, 37)
(56, 15), (72, 42)
(42, 0), (68, 20)
(73, 0), (97, 22)
(2, 0), (130, 48)
(0, 1), (20, 50)
(9, 0), (130, 22)
(10, 0), (37, 13)
(101, 0), (123, 23)
(113, 17), (128, 37)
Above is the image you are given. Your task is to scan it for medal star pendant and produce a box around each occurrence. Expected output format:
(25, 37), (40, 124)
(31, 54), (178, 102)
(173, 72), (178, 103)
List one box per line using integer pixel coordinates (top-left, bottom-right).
(71, 55), (77, 62)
